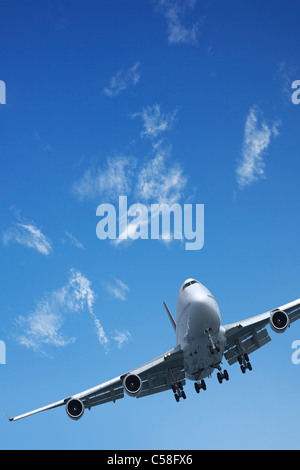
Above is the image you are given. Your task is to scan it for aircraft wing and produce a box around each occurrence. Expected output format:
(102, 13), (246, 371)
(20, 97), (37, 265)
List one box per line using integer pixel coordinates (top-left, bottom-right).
(223, 298), (300, 366)
(7, 345), (185, 422)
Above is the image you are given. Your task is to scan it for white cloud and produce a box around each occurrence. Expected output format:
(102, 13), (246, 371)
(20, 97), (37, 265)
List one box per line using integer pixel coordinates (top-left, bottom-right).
(103, 62), (141, 97)
(111, 148), (187, 247)
(73, 147), (187, 208)
(136, 147), (187, 205)
(236, 106), (280, 190)
(104, 277), (129, 301)
(16, 302), (74, 351)
(72, 103), (185, 207)
(2, 221), (53, 255)
(155, 0), (199, 45)
(112, 330), (131, 349)
(64, 230), (85, 249)
(72, 155), (136, 202)
(132, 104), (177, 139)
(16, 269), (109, 353)
(73, 102), (189, 247)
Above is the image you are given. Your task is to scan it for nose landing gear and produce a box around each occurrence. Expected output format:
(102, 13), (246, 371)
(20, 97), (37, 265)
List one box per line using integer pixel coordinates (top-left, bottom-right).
(204, 328), (220, 355)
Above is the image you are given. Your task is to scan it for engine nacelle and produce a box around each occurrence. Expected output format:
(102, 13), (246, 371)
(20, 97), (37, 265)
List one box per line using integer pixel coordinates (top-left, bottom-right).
(123, 373), (142, 397)
(270, 309), (290, 334)
(65, 398), (85, 420)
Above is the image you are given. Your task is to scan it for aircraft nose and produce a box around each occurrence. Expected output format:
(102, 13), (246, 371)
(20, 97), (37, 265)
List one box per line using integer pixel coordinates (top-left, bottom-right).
(189, 295), (220, 335)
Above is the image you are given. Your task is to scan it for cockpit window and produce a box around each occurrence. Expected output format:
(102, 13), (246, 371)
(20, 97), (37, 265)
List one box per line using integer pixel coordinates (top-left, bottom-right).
(182, 280), (198, 291)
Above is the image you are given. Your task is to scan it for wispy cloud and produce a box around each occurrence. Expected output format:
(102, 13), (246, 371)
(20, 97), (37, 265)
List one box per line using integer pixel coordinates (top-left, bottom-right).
(103, 62), (141, 97)
(2, 216), (53, 256)
(73, 103), (189, 246)
(155, 0), (199, 45)
(72, 105), (186, 207)
(64, 230), (85, 249)
(73, 146), (187, 207)
(136, 146), (187, 205)
(15, 269), (109, 354)
(132, 104), (177, 139)
(236, 106), (280, 190)
(72, 155), (136, 203)
(112, 330), (131, 349)
(104, 277), (129, 301)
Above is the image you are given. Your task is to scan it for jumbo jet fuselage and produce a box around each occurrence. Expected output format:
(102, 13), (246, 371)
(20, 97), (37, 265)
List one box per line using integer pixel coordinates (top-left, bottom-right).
(176, 279), (226, 381)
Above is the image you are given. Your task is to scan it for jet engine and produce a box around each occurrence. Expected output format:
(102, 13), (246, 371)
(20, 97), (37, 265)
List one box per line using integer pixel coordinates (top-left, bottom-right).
(65, 398), (85, 420)
(123, 373), (142, 397)
(270, 309), (289, 334)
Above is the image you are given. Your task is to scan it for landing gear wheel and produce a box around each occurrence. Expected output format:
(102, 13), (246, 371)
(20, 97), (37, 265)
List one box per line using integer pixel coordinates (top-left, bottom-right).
(194, 379), (207, 394)
(201, 379), (207, 391)
(172, 382), (186, 402)
(217, 369), (229, 384)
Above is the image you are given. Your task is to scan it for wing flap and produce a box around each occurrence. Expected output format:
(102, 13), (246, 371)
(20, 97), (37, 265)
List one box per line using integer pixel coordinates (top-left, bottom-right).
(138, 366), (186, 399)
(83, 386), (124, 409)
(284, 300), (300, 324)
(225, 327), (272, 365)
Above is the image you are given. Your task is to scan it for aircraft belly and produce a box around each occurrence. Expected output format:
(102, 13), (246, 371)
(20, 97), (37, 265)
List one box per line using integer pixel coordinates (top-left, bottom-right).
(182, 327), (226, 381)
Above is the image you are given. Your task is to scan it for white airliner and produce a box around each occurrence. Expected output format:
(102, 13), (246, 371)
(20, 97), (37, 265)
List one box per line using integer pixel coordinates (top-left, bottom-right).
(7, 279), (300, 421)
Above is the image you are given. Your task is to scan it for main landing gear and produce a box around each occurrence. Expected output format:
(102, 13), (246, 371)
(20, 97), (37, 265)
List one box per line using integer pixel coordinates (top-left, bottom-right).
(172, 382), (186, 402)
(217, 369), (229, 384)
(194, 380), (206, 394)
(238, 353), (252, 374)
(214, 364), (229, 384)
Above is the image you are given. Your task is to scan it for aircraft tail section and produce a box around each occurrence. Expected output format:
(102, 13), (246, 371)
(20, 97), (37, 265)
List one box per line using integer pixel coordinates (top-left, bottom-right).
(163, 301), (176, 332)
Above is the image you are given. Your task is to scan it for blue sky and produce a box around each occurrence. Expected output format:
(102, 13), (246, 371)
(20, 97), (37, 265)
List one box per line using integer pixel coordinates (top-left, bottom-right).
(0, 0), (300, 450)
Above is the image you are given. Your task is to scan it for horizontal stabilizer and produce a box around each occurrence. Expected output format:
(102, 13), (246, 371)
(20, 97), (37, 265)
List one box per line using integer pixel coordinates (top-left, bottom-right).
(163, 301), (176, 332)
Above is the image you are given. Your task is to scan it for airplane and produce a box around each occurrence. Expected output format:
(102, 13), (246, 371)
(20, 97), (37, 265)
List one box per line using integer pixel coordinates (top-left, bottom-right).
(6, 278), (300, 422)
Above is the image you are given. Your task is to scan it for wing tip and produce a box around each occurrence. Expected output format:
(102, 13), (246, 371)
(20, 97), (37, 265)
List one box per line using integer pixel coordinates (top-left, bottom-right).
(2, 410), (14, 422)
